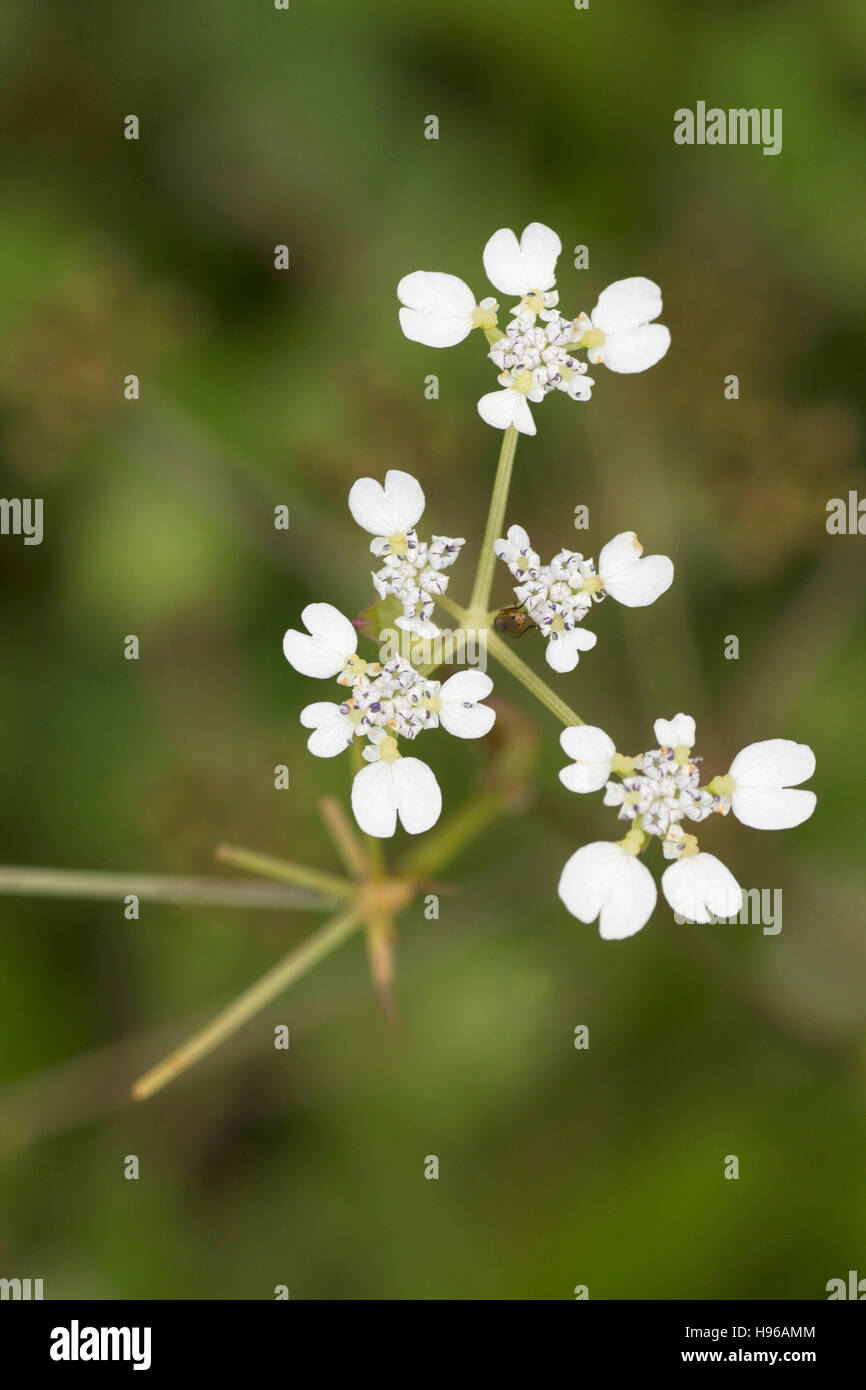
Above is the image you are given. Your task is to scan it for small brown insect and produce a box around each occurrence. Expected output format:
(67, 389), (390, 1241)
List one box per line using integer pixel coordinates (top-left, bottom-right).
(493, 605), (536, 638)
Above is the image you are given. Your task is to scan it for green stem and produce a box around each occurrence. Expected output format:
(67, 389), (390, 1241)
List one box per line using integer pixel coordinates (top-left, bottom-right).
(215, 845), (352, 899)
(486, 629), (584, 727)
(0, 864), (335, 912)
(132, 905), (362, 1099)
(467, 424), (519, 617)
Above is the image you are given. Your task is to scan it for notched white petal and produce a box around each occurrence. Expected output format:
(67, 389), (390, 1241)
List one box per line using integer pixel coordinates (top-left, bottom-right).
(653, 713), (696, 749)
(477, 389), (537, 436)
(348, 470), (425, 536)
(661, 853), (742, 923)
(397, 271), (476, 347)
(283, 602), (358, 678)
(558, 725), (615, 794)
(558, 841), (657, 940)
(483, 222), (561, 297)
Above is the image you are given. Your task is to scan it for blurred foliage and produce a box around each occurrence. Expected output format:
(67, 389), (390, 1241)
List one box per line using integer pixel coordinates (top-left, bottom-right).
(0, 0), (864, 1299)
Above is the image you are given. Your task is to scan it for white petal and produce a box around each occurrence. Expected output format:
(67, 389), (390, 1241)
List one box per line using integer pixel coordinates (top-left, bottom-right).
(397, 271), (476, 348)
(351, 757), (443, 838)
(591, 277), (663, 334)
(597, 323), (670, 374)
(544, 626), (597, 673)
(509, 394), (537, 435)
(662, 853), (743, 924)
(482, 229), (526, 296)
(729, 734), (818, 831)
(730, 786), (817, 830)
(477, 389), (537, 436)
(517, 221), (562, 290)
(566, 373), (594, 401)
(300, 702), (353, 758)
(598, 530), (643, 576)
(348, 469), (425, 535)
(503, 523), (531, 553)
(559, 725), (616, 793)
(351, 761), (398, 837)
(439, 670), (492, 703)
(439, 670), (495, 738)
(482, 222), (561, 296)
(545, 637), (578, 673)
(439, 704), (495, 739)
(543, 633), (576, 672)
(397, 270), (476, 318)
(728, 739), (816, 789)
(653, 714), (696, 749)
(398, 307), (473, 349)
(603, 553), (673, 607)
(558, 842), (657, 940)
(392, 757), (443, 834)
(598, 533), (671, 607)
(283, 602), (357, 678)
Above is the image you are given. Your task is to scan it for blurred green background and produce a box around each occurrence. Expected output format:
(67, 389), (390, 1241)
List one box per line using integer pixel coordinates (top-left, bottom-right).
(0, 0), (864, 1300)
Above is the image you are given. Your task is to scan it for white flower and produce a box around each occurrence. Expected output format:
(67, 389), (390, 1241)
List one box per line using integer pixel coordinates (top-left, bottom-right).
(557, 714), (815, 938)
(558, 841), (657, 940)
(351, 733), (442, 837)
(482, 221), (562, 298)
(481, 308), (596, 434)
(598, 532), (674, 608)
(349, 469), (425, 540)
(286, 617), (495, 836)
(559, 725), (616, 793)
(349, 470), (463, 638)
(584, 277), (670, 374)
(494, 526), (671, 671)
(653, 712), (696, 749)
(283, 603), (359, 680)
(661, 853), (742, 923)
(398, 226), (668, 434)
(397, 272), (497, 348)
(726, 740), (817, 830)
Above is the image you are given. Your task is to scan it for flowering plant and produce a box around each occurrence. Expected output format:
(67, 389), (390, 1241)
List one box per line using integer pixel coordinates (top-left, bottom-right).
(271, 220), (814, 997)
(2, 221), (814, 1101)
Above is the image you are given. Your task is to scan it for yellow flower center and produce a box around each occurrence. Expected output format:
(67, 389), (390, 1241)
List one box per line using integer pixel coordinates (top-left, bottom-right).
(512, 369), (535, 395)
(610, 752), (634, 776)
(619, 827), (647, 856)
(471, 303), (498, 330)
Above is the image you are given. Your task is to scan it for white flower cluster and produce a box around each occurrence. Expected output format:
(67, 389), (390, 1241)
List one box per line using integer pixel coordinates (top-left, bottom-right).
(398, 221), (670, 435)
(557, 714), (817, 939)
(283, 602), (494, 838)
(494, 526), (674, 671)
(349, 469), (463, 638)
